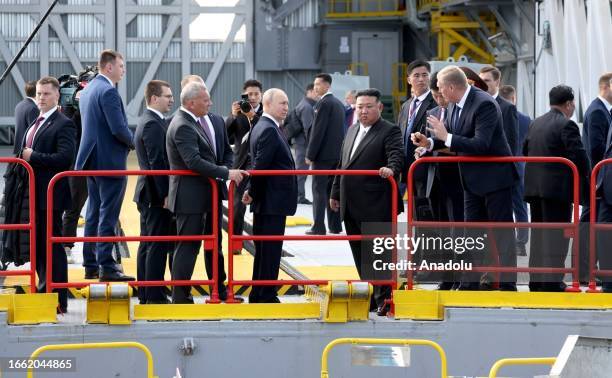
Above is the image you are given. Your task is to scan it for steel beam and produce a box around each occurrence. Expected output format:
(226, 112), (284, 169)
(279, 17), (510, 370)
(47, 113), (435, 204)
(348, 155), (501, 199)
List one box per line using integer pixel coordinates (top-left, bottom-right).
(0, 33), (27, 97)
(272, 0), (309, 22)
(49, 15), (84, 74)
(204, 13), (245, 91)
(488, 5), (521, 54)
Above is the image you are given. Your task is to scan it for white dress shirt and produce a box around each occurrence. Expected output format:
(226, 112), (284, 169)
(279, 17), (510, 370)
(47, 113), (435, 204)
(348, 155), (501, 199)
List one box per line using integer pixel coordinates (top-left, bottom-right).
(350, 123), (371, 158)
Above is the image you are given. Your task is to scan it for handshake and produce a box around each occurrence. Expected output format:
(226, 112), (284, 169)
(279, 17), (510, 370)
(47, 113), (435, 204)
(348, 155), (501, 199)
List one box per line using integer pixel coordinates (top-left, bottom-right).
(228, 169), (249, 185)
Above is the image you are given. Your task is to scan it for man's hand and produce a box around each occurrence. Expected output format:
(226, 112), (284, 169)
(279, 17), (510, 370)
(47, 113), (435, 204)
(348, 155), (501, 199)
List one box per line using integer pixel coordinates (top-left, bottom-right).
(244, 109), (256, 120)
(163, 197), (168, 209)
(414, 147), (427, 160)
(305, 158), (312, 166)
(426, 115), (448, 141)
(329, 198), (340, 212)
(411, 132), (429, 148)
(22, 147), (33, 161)
(231, 101), (241, 117)
(242, 190), (253, 205)
(379, 167), (393, 179)
(228, 169), (249, 184)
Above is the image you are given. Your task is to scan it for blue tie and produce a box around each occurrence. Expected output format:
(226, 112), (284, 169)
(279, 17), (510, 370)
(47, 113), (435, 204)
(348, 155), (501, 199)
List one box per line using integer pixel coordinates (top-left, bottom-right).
(451, 105), (461, 133)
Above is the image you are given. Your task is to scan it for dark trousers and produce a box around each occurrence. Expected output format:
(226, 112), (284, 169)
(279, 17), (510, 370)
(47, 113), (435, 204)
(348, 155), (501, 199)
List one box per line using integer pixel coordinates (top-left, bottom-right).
(343, 208), (391, 307)
(36, 210), (67, 309)
(203, 195), (227, 296)
(249, 213), (286, 303)
(311, 160), (342, 233)
(82, 176), (126, 275)
(293, 135), (309, 201)
(579, 203), (597, 282)
(597, 200), (612, 290)
(232, 180), (248, 239)
(463, 187), (516, 285)
(171, 212), (207, 303)
(136, 204), (174, 303)
(527, 198), (571, 290)
(61, 175), (88, 249)
(512, 162), (529, 245)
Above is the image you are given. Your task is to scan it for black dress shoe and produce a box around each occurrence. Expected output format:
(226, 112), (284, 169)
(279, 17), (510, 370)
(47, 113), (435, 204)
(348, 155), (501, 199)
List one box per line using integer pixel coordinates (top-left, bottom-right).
(99, 271), (135, 282)
(259, 296), (281, 303)
(298, 198), (312, 205)
(56, 306), (68, 314)
(172, 297), (194, 304)
(328, 229), (342, 235)
(84, 269), (99, 279)
(499, 283), (517, 291)
(376, 304), (390, 316)
(456, 282), (480, 291)
(146, 298), (171, 304)
(305, 229), (326, 235)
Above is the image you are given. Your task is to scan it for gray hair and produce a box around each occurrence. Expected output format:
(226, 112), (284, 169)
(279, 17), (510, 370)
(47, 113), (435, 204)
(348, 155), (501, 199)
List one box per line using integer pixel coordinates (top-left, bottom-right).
(181, 82), (206, 105)
(262, 88), (284, 106)
(437, 65), (468, 88)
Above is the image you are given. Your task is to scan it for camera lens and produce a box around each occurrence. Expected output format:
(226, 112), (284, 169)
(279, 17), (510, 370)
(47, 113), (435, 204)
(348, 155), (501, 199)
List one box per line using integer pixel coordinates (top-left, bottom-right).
(240, 101), (252, 113)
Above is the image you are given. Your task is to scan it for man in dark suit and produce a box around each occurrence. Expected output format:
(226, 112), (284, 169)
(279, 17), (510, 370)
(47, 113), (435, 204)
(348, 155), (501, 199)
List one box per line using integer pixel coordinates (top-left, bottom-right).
(524, 85), (590, 292)
(330, 88), (403, 315)
(500, 84), (531, 256)
(133, 80), (174, 304)
(225, 79), (264, 252)
(242, 88), (298, 303)
(580, 72), (612, 283)
(166, 82), (247, 304)
(21, 76), (76, 313)
(414, 65), (517, 290)
(305, 73), (344, 235)
(76, 49), (134, 282)
(397, 60), (437, 199)
(343, 90), (357, 134)
(13, 80), (39, 155)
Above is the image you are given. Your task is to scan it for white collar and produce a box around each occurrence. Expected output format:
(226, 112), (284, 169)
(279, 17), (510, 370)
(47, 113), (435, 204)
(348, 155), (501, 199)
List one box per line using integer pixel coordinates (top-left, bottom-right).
(262, 112), (280, 128)
(457, 86), (471, 109)
(180, 106), (199, 123)
(39, 106), (57, 121)
(598, 96), (612, 113)
(414, 90), (430, 103)
(147, 107), (164, 120)
(493, 91), (499, 100)
(98, 73), (114, 87)
(27, 97), (36, 103)
(358, 122), (373, 132)
(322, 91), (333, 98)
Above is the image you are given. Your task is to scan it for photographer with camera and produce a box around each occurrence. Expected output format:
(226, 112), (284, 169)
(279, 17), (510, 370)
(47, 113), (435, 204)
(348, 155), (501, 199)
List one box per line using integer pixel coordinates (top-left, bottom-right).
(225, 79), (263, 253)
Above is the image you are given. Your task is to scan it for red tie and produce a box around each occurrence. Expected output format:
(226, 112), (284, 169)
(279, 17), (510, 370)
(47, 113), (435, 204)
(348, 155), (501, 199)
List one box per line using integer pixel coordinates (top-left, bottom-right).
(25, 116), (44, 148)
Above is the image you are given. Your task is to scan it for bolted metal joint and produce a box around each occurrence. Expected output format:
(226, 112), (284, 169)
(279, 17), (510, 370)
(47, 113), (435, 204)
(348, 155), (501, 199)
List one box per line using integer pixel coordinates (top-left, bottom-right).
(179, 337), (196, 356)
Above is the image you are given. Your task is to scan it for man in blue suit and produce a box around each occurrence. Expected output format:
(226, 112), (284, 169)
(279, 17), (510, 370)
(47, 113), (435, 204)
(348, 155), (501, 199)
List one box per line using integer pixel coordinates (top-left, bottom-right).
(76, 49), (135, 281)
(243, 88), (298, 303)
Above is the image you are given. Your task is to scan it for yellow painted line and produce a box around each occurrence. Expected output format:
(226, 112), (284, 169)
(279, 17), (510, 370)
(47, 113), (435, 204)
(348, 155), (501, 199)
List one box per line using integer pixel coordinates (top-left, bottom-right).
(293, 266), (359, 280)
(286, 216), (313, 227)
(133, 302), (321, 320)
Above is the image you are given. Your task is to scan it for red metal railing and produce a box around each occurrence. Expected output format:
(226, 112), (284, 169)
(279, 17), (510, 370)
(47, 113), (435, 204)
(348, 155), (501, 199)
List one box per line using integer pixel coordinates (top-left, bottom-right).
(225, 170), (399, 303)
(406, 156), (581, 291)
(46, 170), (221, 302)
(588, 158), (612, 292)
(0, 158), (37, 292)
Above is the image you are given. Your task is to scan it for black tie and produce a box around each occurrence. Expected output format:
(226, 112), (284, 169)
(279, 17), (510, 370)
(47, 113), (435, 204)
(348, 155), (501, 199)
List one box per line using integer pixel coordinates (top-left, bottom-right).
(451, 105), (461, 133)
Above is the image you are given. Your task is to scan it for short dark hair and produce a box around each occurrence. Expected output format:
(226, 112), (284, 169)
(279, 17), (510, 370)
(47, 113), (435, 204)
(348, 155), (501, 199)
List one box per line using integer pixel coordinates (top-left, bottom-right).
(480, 66), (501, 81)
(145, 80), (171, 105)
(243, 79), (262, 91)
(355, 88), (381, 102)
(315, 73), (332, 85)
(37, 76), (60, 91)
(24, 80), (37, 97)
(407, 60), (431, 75)
(599, 72), (612, 88)
(98, 49), (123, 69)
(549, 85), (574, 106)
(499, 85), (516, 101)
(429, 71), (439, 91)
(305, 83), (314, 92)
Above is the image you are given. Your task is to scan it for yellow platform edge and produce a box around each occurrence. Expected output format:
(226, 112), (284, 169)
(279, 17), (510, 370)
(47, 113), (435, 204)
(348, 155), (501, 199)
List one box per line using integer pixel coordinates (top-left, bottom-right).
(133, 302), (321, 321)
(393, 290), (612, 320)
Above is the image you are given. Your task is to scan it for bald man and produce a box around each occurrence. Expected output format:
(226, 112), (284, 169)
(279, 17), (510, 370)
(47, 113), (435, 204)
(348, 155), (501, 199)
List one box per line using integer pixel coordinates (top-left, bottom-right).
(242, 88), (298, 303)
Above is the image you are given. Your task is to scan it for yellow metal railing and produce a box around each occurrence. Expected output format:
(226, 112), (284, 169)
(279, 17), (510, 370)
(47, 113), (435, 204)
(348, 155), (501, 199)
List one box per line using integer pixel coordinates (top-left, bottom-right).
(327, 0), (404, 18)
(348, 62), (368, 76)
(27, 341), (158, 378)
(321, 338), (448, 378)
(391, 62), (408, 118)
(488, 357), (556, 378)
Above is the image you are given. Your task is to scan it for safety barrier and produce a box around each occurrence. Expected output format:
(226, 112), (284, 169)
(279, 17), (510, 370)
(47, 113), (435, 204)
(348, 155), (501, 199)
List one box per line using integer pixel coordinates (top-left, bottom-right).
(27, 341), (157, 378)
(226, 170), (398, 303)
(320, 337), (448, 378)
(487, 357), (556, 378)
(406, 156), (581, 291)
(0, 158), (37, 292)
(46, 170), (221, 302)
(588, 158), (612, 291)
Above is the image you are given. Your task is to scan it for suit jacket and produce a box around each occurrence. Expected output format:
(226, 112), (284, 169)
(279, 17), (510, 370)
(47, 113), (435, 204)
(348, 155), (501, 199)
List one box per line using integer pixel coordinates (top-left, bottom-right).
(330, 117), (404, 222)
(598, 123), (612, 205)
(306, 93), (345, 162)
(23, 109), (76, 210)
(524, 108), (590, 204)
(207, 112), (234, 199)
(344, 105), (354, 134)
(227, 105), (262, 169)
(496, 95), (519, 156)
(13, 98), (39, 155)
(517, 111), (531, 156)
(248, 115), (298, 216)
(75, 75), (134, 171)
(295, 96), (316, 141)
(133, 109), (170, 206)
(397, 92), (436, 187)
(433, 86), (516, 196)
(582, 97), (612, 167)
(166, 110), (229, 214)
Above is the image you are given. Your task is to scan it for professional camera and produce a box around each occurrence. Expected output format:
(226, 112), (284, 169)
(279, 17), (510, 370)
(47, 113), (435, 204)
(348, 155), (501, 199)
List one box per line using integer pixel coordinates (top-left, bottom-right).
(57, 65), (98, 110)
(239, 93), (252, 113)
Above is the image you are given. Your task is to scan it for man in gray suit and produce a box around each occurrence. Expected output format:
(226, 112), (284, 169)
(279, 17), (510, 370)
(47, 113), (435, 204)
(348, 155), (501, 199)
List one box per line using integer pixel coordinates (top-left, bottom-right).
(166, 82), (248, 303)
